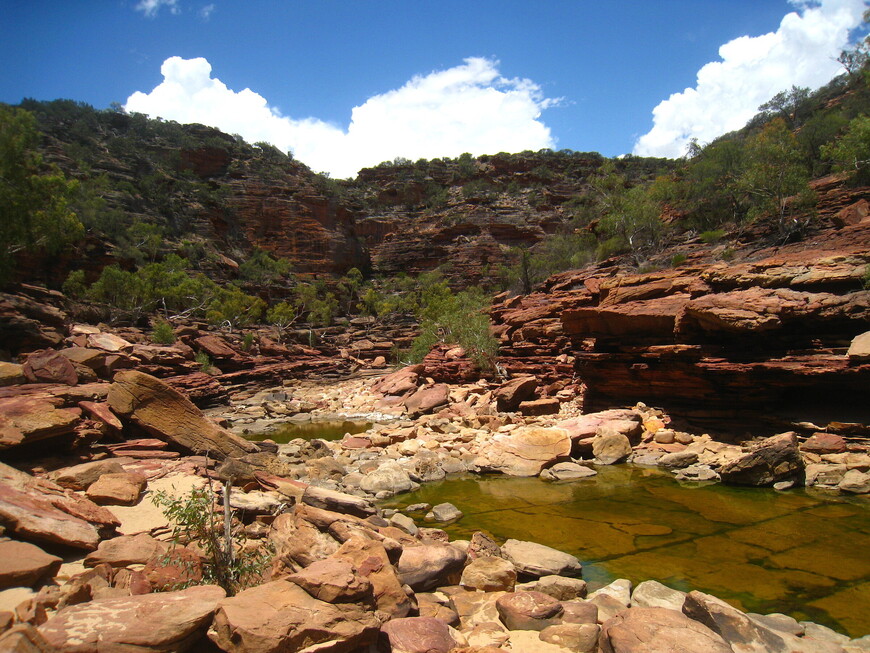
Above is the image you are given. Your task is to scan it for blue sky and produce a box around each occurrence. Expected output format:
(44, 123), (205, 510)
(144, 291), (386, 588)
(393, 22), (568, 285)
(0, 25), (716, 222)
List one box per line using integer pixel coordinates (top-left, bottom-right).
(2, 1), (867, 177)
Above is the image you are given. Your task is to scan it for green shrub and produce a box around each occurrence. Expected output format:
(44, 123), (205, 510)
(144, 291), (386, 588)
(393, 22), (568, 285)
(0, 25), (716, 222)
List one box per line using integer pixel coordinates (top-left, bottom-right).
(151, 319), (176, 344)
(195, 351), (213, 372)
(241, 332), (255, 352)
(671, 253), (688, 267)
(62, 269), (87, 299)
(151, 487), (272, 596)
(409, 287), (498, 370)
(720, 247), (736, 261)
(699, 229), (726, 244)
(266, 301), (298, 331)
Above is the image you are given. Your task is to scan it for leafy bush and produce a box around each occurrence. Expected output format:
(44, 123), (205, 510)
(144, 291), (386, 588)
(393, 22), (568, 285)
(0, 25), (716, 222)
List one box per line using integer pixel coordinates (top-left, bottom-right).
(84, 255), (265, 326)
(195, 351), (213, 373)
(151, 319), (176, 344)
(266, 301), (299, 331)
(699, 229), (726, 244)
(241, 332), (256, 352)
(239, 248), (291, 285)
(152, 486), (272, 596)
(671, 253), (688, 267)
(62, 269), (87, 299)
(821, 114), (870, 185)
(410, 286), (498, 370)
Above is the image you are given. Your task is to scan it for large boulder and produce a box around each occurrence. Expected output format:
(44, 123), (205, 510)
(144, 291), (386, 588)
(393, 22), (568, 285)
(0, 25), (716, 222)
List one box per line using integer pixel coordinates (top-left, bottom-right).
(269, 512), (340, 569)
(403, 384), (450, 415)
(286, 558), (373, 603)
(494, 376), (538, 412)
(592, 431), (633, 465)
(397, 544), (467, 592)
(719, 433), (804, 487)
(599, 606), (732, 653)
(39, 584), (225, 651)
(501, 539), (582, 578)
(495, 591), (563, 631)
(107, 370), (257, 459)
(22, 348), (78, 386)
(475, 427), (571, 477)
(301, 485), (376, 518)
(0, 540), (62, 589)
(334, 536), (411, 618)
(373, 364), (424, 396)
(682, 590), (793, 653)
(461, 556), (517, 592)
(86, 472), (147, 506)
(630, 580), (687, 612)
(359, 460), (414, 495)
(208, 579), (379, 653)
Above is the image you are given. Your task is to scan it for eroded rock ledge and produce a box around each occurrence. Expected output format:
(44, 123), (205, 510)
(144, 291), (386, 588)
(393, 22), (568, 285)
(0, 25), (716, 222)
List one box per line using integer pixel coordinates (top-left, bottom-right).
(489, 218), (870, 437)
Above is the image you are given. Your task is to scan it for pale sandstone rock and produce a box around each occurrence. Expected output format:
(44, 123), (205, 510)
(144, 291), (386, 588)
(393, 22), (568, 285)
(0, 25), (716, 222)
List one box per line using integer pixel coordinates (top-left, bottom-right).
(599, 606), (732, 653)
(502, 539), (582, 578)
(107, 370), (257, 459)
(40, 584), (225, 651)
(461, 556), (517, 592)
(476, 427), (571, 477)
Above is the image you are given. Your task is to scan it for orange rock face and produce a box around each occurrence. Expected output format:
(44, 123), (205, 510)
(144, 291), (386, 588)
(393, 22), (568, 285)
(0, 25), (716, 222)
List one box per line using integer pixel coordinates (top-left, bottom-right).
(490, 219), (870, 435)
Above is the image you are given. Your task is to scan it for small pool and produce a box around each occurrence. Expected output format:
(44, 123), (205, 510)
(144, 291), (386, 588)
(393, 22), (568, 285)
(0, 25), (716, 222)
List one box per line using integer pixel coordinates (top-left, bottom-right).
(245, 419), (372, 443)
(382, 465), (870, 637)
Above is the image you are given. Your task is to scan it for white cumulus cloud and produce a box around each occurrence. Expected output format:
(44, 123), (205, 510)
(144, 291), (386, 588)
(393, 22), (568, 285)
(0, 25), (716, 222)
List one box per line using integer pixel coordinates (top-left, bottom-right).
(633, 0), (868, 158)
(134, 0), (180, 18)
(124, 56), (557, 178)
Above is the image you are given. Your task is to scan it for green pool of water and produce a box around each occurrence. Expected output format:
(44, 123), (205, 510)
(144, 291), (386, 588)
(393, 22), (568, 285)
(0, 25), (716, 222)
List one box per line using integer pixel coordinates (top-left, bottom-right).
(245, 419), (372, 443)
(382, 465), (870, 637)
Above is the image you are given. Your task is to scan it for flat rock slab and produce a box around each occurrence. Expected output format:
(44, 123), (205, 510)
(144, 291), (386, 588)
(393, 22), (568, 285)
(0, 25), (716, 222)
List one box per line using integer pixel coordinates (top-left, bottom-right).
(0, 394), (81, 450)
(0, 462), (118, 551)
(107, 370), (257, 459)
(599, 606), (732, 653)
(0, 540), (63, 589)
(209, 579), (378, 653)
(39, 584), (225, 651)
(476, 427), (571, 477)
(379, 616), (459, 653)
(502, 539), (582, 578)
(22, 348), (78, 386)
(48, 459), (126, 491)
(84, 533), (168, 568)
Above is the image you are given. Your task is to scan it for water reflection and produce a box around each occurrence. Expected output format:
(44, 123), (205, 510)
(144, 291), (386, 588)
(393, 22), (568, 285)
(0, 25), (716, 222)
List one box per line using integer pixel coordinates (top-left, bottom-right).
(383, 466), (870, 637)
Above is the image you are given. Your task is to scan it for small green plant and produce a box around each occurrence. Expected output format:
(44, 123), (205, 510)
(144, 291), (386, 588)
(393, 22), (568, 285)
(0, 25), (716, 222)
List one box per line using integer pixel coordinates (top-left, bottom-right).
(152, 486), (272, 596)
(699, 229), (726, 244)
(195, 351), (213, 372)
(241, 332), (255, 352)
(671, 253), (688, 267)
(151, 319), (176, 345)
(720, 247), (736, 261)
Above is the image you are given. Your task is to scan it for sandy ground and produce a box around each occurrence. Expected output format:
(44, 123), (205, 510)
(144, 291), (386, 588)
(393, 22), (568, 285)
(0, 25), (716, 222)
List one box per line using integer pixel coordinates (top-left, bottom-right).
(110, 472), (208, 536)
(0, 473), (209, 613)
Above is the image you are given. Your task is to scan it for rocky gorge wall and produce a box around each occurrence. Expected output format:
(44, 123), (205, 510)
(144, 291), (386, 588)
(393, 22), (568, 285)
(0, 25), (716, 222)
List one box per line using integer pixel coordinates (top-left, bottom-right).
(489, 185), (870, 438)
